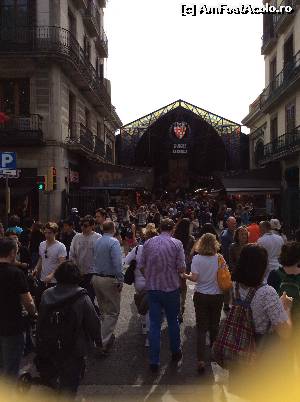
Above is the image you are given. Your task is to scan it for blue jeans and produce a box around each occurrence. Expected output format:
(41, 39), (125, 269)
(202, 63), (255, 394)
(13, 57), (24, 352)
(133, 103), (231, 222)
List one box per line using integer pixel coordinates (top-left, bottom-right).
(148, 289), (181, 365)
(0, 333), (24, 378)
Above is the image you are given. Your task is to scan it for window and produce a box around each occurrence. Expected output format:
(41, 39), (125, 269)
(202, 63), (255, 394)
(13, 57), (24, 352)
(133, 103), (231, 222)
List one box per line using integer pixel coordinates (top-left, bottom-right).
(255, 140), (264, 166)
(0, 0), (31, 27)
(286, 102), (295, 133)
(0, 78), (30, 115)
(85, 108), (90, 129)
(270, 116), (278, 143)
(68, 91), (76, 137)
(97, 121), (102, 137)
(270, 57), (276, 81)
(83, 35), (91, 61)
(284, 34), (294, 66)
(99, 63), (104, 80)
(68, 9), (76, 38)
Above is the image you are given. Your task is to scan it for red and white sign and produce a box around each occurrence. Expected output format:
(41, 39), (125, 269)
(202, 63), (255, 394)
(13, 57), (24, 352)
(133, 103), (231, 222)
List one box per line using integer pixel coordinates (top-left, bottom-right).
(69, 169), (79, 183)
(173, 122), (187, 140)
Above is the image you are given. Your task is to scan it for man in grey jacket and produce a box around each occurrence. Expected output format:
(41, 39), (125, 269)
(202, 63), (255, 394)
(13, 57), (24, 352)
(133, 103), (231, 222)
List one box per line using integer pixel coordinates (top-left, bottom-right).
(37, 261), (101, 397)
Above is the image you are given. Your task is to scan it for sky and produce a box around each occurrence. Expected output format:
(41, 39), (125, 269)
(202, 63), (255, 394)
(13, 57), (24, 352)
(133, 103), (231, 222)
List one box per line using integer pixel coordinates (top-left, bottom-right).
(105, 0), (266, 132)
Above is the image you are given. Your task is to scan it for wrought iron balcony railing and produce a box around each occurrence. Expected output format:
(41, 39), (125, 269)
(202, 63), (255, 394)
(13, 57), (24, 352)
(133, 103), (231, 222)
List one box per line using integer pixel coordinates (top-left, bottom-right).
(95, 27), (108, 57)
(260, 50), (300, 108)
(274, 0), (297, 32)
(261, 30), (277, 55)
(67, 122), (94, 152)
(0, 26), (111, 111)
(263, 125), (300, 161)
(94, 136), (105, 157)
(0, 114), (43, 145)
(84, 1), (101, 37)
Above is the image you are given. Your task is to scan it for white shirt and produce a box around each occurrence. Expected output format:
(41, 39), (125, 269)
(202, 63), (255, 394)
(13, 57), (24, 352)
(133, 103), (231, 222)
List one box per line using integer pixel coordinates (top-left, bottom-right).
(124, 245), (145, 292)
(257, 232), (284, 278)
(39, 240), (67, 283)
(69, 232), (102, 275)
(191, 254), (222, 295)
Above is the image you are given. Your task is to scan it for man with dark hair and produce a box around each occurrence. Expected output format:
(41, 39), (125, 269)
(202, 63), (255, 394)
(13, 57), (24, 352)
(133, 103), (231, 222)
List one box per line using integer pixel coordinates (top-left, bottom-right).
(95, 208), (107, 235)
(0, 238), (36, 378)
(69, 215), (101, 301)
(220, 216), (237, 263)
(138, 218), (186, 372)
(6, 214), (23, 235)
(60, 219), (77, 258)
(37, 261), (101, 397)
(258, 220), (284, 281)
(33, 222), (67, 307)
(92, 220), (123, 354)
(19, 217), (34, 248)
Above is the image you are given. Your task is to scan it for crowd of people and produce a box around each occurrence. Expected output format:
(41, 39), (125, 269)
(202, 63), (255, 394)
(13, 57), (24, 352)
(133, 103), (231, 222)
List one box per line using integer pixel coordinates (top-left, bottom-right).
(1, 195), (300, 399)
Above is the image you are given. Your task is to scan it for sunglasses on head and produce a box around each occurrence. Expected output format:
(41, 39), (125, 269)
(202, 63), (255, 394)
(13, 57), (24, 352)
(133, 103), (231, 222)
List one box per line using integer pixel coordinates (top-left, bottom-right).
(81, 223), (90, 228)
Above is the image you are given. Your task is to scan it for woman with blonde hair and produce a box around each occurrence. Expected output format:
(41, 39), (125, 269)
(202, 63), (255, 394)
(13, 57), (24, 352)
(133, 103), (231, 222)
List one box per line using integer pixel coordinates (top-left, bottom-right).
(183, 233), (224, 374)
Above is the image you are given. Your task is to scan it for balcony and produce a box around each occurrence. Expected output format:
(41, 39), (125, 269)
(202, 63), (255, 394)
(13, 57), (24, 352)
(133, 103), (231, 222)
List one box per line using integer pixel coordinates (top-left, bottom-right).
(94, 136), (105, 157)
(274, 0), (297, 33)
(262, 125), (300, 163)
(260, 50), (300, 110)
(95, 28), (108, 57)
(0, 26), (111, 115)
(67, 122), (94, 153)
(83, 1), (100, 38)
(261, 30), (277, 55)
(0, 114), (43, 146)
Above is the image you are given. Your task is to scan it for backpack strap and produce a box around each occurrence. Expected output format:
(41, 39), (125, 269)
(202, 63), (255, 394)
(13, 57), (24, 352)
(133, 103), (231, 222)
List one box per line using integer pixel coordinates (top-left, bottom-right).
(234, 283), (261, 306)
(135, 245), (139, 256)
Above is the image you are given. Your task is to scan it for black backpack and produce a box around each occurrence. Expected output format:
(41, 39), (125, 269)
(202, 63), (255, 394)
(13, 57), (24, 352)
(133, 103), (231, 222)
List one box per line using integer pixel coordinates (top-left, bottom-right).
(36, 289), (87, 359)
(124, 246), (139, 285)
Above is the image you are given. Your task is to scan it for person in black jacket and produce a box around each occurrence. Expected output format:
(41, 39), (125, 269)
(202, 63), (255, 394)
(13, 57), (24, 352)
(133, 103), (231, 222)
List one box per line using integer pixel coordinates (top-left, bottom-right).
(29, 222), (45, 267)
(37, 261), (101, 397)
(60, 220), (77, 258)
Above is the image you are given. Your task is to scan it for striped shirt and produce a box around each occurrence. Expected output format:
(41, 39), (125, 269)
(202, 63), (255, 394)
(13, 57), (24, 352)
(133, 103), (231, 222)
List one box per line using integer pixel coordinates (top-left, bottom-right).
(138, 232), (186, 292)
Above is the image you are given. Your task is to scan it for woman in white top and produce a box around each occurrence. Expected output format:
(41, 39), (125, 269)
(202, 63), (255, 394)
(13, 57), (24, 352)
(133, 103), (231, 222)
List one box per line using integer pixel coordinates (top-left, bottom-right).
(183, 233), (224, 374)
(124, 223), (158, 345)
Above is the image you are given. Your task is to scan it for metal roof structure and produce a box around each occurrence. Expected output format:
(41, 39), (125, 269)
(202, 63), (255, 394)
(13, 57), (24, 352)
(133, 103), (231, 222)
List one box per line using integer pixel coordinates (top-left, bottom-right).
(120, 99), (241, 138)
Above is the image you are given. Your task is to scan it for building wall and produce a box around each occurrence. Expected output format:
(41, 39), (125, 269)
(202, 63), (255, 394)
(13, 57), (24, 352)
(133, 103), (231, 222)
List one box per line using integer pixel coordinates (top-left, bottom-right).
(0, 0), (119, 222)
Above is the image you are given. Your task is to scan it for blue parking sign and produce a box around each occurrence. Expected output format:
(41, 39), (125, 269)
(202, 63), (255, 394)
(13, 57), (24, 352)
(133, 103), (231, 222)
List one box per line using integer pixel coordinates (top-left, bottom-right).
(0, 152), (16, 169)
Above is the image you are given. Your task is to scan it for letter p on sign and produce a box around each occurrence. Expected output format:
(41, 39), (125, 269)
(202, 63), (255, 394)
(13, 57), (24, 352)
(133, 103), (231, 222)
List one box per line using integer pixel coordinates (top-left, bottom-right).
(0, 152), (16, 169)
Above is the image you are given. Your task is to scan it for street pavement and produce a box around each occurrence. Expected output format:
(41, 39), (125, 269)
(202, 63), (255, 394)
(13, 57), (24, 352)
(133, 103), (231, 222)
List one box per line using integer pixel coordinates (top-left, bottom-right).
(20, 282), (243, 402)
(76, 284), (241, 402)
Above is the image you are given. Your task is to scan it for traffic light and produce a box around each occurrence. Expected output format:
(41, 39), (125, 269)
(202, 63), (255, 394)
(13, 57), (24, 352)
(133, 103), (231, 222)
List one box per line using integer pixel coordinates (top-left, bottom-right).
(47, 167), (57, 191)
(36, 175), (47, 191)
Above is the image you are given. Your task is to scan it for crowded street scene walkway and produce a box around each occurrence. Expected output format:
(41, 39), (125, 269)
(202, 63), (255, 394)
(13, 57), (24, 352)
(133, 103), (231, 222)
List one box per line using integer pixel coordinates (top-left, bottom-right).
(1, 0), (300, 401)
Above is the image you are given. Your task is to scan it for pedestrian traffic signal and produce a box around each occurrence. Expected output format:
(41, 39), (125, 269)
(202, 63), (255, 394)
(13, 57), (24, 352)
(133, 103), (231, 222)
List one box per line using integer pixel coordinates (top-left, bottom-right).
(36, 175), (47, 191)
(47, 167), (57, 191)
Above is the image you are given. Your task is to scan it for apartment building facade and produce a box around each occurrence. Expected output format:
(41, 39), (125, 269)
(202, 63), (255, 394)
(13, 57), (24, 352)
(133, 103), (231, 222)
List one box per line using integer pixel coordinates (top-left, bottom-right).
(0, 0), (122, 221)
(242, 0), (300, 232)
